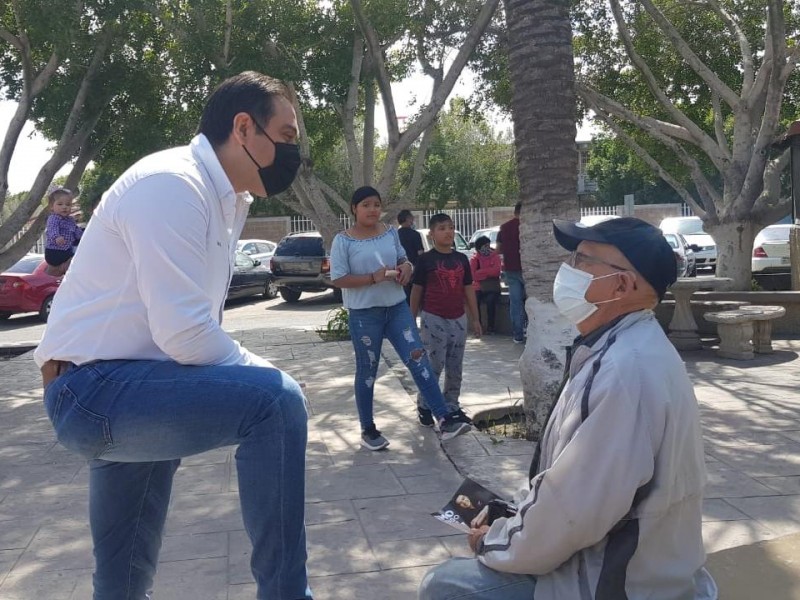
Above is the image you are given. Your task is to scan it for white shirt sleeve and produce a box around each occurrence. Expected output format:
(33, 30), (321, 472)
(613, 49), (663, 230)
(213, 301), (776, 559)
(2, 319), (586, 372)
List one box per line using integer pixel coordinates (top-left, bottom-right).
(114, 174), (273, 368)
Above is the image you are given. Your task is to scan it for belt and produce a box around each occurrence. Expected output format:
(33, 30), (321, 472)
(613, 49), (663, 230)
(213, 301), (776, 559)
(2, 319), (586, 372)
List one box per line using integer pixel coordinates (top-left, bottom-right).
(41, 360), (71, 389)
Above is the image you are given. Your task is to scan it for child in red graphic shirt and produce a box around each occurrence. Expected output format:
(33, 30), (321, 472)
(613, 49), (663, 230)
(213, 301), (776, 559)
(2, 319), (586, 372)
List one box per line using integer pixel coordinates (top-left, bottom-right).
(410, 213), (481, 427)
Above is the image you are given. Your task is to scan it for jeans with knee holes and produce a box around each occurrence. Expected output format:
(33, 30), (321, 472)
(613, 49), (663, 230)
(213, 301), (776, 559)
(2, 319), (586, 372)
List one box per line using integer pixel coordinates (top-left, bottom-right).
(43, 359), (312, 600)
(348, 301), (450, 431)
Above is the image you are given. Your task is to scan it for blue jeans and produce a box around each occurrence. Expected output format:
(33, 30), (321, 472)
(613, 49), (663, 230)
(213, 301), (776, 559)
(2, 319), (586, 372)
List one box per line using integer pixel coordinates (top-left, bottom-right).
(349, 301), (451, 430)
(419, 558), (537, 599)
(43, 360), (312, 600)
(504, 271), (526, 340)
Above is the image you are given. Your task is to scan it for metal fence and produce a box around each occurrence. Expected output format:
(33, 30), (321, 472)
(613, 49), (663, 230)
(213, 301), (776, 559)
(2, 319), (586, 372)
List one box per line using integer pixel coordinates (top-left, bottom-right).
(290, 214), (352, 233)
(4, 226), (45, 254)
(420, 207), (489, 238)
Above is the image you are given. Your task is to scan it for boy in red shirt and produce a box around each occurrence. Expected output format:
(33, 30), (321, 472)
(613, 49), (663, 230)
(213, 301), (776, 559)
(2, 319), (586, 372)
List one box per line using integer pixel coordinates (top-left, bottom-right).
(410, 213), (482, 426)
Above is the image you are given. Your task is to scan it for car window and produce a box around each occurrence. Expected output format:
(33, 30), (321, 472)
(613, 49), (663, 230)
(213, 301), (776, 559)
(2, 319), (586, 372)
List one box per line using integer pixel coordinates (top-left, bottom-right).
(454, 232), (469, 251)
(242, 243), (256, 254)
(235, 252), (254, 267)
(675, 219), (704, 235)
(6, 256), (42, 274)
(256, 243), (272, 254)
(756, 227), (791, 243)
(275, 235), (324, 256)
(663, 234), (679, 249)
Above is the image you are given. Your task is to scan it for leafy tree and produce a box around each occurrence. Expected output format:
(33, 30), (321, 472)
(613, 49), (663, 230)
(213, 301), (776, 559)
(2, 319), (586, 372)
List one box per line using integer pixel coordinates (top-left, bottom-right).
(396, 97), (518, 208)
(575, 0), (800, 288)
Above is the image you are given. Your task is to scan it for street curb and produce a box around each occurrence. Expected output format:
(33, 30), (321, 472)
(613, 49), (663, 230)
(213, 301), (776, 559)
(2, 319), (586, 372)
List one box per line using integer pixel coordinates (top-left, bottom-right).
(0, 341), (38, 359)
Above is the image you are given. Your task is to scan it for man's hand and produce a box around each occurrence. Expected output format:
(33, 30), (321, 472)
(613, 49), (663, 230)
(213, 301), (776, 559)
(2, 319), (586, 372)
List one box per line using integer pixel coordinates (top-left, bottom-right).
(468, 525), (490, 553)
(397, 262), (413, 286)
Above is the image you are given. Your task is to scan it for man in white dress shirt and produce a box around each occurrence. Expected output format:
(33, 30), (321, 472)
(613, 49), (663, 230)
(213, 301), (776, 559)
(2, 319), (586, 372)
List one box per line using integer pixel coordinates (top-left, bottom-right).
(35, 71), (312, 600)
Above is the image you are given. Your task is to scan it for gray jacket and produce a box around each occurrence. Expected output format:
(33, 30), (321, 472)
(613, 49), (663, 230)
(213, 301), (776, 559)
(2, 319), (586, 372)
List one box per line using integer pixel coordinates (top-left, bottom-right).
(478, 311), (717, 599)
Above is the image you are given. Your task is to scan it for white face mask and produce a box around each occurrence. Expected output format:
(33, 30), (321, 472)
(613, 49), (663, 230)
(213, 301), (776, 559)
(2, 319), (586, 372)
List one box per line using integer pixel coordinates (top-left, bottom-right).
(553, 263), (621, 325)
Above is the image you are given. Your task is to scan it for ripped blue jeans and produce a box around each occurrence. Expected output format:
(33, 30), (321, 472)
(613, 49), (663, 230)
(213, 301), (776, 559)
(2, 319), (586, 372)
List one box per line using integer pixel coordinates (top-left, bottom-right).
(348, 301), (451, 431)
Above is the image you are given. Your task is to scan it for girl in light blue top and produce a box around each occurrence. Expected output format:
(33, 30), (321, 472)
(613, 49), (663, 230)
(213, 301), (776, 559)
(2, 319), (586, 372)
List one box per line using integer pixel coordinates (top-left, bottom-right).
(330, 186), (471, 450)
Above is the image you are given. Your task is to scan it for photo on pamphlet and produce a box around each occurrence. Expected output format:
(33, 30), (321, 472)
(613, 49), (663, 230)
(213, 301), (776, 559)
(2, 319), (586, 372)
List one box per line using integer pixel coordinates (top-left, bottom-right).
(432, 477), (516, 533)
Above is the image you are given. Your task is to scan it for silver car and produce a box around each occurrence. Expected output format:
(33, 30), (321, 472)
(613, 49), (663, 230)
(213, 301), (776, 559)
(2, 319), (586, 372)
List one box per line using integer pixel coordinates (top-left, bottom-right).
(659, 217), (716, 271)
(663, 233), (697, 277)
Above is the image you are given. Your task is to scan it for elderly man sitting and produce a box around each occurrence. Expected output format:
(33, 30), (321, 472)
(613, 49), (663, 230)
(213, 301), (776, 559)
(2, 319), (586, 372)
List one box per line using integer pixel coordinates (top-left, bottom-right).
(419, 217), (717, 600)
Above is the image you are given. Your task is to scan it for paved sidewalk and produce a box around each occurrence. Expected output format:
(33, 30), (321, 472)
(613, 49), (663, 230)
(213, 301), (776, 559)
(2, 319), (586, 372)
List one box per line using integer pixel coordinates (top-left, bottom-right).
(1, 326), (800, 598)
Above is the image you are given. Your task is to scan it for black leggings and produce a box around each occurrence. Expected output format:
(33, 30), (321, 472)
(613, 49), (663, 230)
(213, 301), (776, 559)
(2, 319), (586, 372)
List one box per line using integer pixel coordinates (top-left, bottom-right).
(476, 290), (501, 330)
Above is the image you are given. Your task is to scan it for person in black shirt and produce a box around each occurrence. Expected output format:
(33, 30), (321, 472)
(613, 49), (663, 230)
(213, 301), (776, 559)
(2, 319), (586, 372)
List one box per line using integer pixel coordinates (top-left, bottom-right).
(397, 209), (424, 302)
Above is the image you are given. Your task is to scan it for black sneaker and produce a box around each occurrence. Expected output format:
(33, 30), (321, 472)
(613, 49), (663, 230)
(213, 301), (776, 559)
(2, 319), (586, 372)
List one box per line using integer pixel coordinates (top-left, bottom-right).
(361, 426), (390, 451)
(454, 408), (473, 425)
(437, 412), (471, 441)
(417, 406), (434, 427)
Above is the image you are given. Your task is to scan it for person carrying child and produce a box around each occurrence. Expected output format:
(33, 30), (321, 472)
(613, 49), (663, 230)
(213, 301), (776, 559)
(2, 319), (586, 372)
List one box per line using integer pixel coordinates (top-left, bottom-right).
(469, 235), (503, 334)
(44, 186), (82, 276)
(410, 213), (481, 427)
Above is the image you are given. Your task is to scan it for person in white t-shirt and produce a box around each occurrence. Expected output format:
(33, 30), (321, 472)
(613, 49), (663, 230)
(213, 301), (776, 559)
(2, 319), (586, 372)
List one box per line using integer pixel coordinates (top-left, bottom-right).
(35, 71), (312, 600)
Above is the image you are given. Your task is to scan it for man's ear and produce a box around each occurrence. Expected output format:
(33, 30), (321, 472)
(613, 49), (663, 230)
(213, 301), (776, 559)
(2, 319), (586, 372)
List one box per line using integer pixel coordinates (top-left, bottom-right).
(231, 112), (252, 145)
(618, 271), (638, 295)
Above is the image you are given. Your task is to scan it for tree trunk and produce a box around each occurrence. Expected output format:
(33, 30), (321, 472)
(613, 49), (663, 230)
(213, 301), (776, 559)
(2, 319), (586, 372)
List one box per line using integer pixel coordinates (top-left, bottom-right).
(505, 0), (580, 441)
(705, 219), (759, 290)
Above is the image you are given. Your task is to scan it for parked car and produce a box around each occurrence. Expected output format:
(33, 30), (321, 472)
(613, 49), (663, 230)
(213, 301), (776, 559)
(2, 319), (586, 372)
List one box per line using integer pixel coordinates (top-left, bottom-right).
(417, 228), (473, 259)
(663, 232), (697, 277)
(227, 251), (277, 301)
(579, 214), (620, 226)
(0, 254), (61, 322)
(659, 216), (717, 271)
(270, 231), (341, 303)
(468, 226), (500, 249)
(237, 239), (277, 263)
(752, 224), (791, 274)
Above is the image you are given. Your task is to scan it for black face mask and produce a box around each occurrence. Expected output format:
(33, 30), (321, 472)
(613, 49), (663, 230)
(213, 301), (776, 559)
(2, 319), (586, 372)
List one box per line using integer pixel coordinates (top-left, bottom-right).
(242, 116), (302, 196)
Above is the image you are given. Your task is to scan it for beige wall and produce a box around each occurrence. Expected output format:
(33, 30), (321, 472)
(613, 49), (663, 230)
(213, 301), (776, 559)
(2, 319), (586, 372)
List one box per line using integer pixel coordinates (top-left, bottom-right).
(241, 217), (291, 243)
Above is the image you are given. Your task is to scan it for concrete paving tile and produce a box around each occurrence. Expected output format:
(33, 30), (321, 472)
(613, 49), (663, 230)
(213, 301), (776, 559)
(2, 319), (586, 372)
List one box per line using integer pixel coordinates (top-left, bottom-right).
(439, 432), (489, 458)
(451, 454), (531, 499)
(159, 531), (228, 562)
(0, 520), (39, 550)
(305, 500), (358, 526)
(757, 476), (800, 495)
(399, 472), (464, 495)
(439, 534), (474, 559)
(13, 520), (93, 572)
(171, 463), (231, 495)
(308, 565), (429, 600)
(0, 487), (87, 522)
(0, 548), (23, 582)
(725, 495), (800, 537)
(163, 492), (245, 536)
(780, 430), (800, 444)
(476, 434), (535, 457)
(708, 442), (800, 477)
(152, 557), (228, 600)
(305, 464), (405, 502)
(0, 462), (82, 491)
(353, 492), (460, 543)
(0, 567), (89, 600)
(388, 457), (456, 479)
(227, 582), (258, 599)
(704, 462), (779, 498)
(702, 499), (750, 522)
(371, 537), (450, 570)
(227, 530), (254, 585)
(306, 520), (380, 576)
(702, 519), (778, 554)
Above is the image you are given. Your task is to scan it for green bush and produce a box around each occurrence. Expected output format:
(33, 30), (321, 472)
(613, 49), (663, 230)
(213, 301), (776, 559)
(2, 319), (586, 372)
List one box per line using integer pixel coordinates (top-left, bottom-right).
(316, 307), (350, 342)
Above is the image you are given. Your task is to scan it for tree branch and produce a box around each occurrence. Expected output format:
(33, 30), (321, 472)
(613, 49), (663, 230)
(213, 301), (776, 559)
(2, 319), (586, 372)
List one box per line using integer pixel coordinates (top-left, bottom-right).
(607, 0), (727, 170)
(397, 121), (436, 208)
(0, 27), (23, 51)
(780, 43), (800, 81)
(637, 0), (740, 109)
(711, 91), (730, 159)
(703, 0), (754, 95)
(30, 52), (59, 96)
(342, 35), (365, 189)
(316, 176), (349, 213)
(752, 149), (790, 218)
(350, 0), (400, 147)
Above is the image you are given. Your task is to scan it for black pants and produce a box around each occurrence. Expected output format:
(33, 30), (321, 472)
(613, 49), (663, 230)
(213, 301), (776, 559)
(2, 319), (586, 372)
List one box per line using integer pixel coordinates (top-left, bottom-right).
(476, 290), (501, 331)
(45, 248), (73, 267)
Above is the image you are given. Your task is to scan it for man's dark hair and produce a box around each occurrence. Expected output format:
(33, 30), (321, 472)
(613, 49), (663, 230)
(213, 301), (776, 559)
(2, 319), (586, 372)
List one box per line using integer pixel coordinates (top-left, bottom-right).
(199, 71), (290, 147)
(514, 202), (522, 216)
(397, 209), (413, 224)
(428, 213), (453, 229)
(474, 235), (491, 250)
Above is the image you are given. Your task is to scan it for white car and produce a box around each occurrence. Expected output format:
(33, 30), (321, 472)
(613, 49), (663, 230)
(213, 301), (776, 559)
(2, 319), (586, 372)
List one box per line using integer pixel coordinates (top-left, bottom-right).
(659, 216), (717, 271)
(237, 239), (277, 263)
(579, 214), (619, 226)
(468, 226), (500, 249)
(752, 224), (791, 273)
(417, 228), (473, 259)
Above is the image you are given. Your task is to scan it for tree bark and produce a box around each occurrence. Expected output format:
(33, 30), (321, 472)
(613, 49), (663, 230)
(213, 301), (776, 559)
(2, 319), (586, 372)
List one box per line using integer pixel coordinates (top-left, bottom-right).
(705, 219), (760, 289)
(505, 0), (579, 441)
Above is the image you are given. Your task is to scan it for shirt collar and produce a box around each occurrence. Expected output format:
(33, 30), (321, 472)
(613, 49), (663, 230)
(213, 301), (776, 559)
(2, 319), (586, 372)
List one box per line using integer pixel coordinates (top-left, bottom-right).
(190, 134), (254, 208)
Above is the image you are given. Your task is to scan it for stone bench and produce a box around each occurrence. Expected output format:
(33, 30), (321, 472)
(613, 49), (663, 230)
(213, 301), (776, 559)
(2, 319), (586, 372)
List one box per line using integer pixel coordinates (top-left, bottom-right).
(704, 305), (787, 360)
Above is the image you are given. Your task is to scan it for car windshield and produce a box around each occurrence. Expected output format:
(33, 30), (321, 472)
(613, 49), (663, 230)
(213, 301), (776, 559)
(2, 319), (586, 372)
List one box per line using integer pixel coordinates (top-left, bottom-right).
(663, 234), (679, 249)
(6, 256), (41, 274)
(666, 219), (705, 235)
(756, 226), (791, 243)
(276, 235), (324, 256)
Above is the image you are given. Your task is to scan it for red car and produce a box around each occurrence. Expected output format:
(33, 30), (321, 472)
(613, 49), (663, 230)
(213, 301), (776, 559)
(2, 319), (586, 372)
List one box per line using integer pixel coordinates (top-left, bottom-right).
(0, 254), (61, 322)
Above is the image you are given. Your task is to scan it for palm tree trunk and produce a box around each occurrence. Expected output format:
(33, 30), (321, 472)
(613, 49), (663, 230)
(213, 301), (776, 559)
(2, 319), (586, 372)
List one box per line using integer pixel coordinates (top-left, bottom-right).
(505, 0), (580, 440)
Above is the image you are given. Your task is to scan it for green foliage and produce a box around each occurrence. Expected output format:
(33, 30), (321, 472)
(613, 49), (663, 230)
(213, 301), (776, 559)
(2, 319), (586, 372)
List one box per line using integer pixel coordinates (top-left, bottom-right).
(316, 306), (350, 341)
(397, 97), (518, 208)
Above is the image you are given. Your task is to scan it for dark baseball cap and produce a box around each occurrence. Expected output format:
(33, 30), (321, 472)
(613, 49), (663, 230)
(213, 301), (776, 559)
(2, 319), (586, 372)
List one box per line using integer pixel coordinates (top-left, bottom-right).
(552, 217), (678, 300)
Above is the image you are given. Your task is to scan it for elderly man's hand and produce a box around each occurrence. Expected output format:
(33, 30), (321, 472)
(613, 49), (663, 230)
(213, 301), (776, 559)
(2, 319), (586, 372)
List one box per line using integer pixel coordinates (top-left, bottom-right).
(468, 525), (490, 553)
